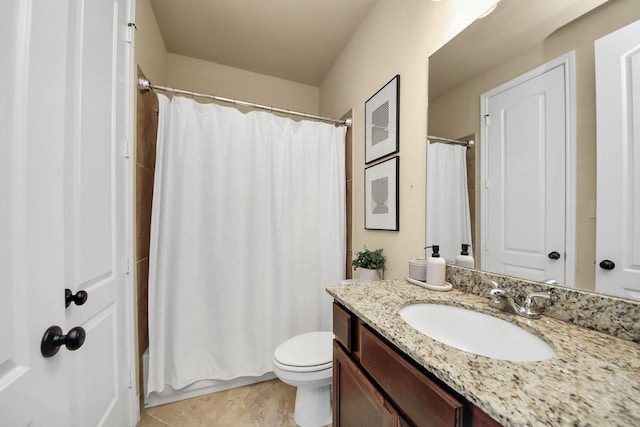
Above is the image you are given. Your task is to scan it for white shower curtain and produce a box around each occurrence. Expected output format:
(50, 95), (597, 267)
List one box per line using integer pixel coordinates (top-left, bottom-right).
(147, 94), (346, 395)
(426, 142), (473, 262)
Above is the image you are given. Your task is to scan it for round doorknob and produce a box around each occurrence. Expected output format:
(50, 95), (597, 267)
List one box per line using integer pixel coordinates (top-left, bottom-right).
(599, 259), (615, 270)
(65, 288), (88, 308)
(41, 326), (86, 358)
(548, 251), (561, 260)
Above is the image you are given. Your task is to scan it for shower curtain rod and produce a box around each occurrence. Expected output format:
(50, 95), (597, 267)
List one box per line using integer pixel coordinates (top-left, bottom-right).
(138, 77), (352, 128)
(428, 135), (474, 148)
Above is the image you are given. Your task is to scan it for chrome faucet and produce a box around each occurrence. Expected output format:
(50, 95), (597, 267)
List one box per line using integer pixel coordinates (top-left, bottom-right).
(482, 278), (550, 319)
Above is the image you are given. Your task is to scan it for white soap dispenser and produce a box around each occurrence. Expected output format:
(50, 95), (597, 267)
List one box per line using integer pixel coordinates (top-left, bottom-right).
(426, 245), (446, 286)
(455, 244), (475, 268)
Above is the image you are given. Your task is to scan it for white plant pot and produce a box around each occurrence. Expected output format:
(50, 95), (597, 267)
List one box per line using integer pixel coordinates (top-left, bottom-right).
(359, 267), (382, 282)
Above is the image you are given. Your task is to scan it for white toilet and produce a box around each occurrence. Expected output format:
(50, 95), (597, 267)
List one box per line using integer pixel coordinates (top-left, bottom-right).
(273, 279), (361, 426)
(273, 331), (334, 427)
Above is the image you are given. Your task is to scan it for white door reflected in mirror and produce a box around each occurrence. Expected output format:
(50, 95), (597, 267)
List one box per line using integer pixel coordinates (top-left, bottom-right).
(595, 19), (640, 300)
(480, 54), (574, 285)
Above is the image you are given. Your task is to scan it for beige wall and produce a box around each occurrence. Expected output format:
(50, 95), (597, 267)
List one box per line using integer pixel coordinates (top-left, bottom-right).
(134, 0), (319, 116)
(166, 53), (319, 114)
(135, 0), (167, 85)
(428, 0), (639, 290)
(319, 0), (498, 279)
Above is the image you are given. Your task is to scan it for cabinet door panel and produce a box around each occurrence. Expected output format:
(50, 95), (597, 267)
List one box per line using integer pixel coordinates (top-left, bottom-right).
(471, 405), (502, 427)
(360, 325), (464, 427)
(333, 341), (395, 427)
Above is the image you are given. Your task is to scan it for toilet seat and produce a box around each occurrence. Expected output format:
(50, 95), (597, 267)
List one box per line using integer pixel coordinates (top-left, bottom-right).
(273, 331), (333, 373)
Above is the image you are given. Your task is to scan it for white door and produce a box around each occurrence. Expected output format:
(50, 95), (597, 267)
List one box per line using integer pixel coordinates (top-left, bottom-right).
(0, 2), (70, 425)
(481, 58), (571, 284)
(0, 0), (136, 426)
(595, 19), (640, 300)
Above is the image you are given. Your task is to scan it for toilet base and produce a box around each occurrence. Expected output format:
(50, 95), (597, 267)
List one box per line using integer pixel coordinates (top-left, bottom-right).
(293, 383), (332, 427)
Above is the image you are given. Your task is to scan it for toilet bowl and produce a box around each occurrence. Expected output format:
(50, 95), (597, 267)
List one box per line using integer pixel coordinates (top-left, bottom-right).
(273, 331), (333, 427)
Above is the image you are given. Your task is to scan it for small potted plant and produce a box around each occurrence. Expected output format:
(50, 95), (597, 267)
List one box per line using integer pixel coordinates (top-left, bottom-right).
(352, 247), (386, 281)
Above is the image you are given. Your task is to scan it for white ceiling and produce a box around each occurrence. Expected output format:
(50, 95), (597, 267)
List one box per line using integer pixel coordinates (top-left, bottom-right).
(149, 0), (379, 86)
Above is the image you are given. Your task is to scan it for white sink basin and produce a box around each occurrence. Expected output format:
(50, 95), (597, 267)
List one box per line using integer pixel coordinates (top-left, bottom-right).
(399, 304), (554, 362)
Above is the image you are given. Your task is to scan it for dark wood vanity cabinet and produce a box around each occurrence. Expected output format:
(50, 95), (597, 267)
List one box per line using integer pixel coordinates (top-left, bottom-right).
(333, 302), (502, 427)
(333, 341), (403, 426)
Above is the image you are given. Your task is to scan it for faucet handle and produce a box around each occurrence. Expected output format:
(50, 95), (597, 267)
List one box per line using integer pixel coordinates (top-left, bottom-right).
(481, 278), (501, 296)
(488, 288), (509, 297)
(482, 278), (506, 301)
(524, 291), (551, 314)
(482, 278), (499, 288)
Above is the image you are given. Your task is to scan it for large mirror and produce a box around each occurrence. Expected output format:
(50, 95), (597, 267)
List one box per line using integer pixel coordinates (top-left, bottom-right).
(427, 0), (640, 298)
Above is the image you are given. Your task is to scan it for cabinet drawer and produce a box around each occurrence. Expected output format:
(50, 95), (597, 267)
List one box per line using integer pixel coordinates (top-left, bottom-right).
(333, 302), (353, 352)
(360, 325), (464, 427)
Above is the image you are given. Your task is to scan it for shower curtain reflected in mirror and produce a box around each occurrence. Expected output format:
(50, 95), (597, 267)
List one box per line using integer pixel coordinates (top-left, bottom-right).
(147, 94), (346, 395)
(426, 142), (473, 262)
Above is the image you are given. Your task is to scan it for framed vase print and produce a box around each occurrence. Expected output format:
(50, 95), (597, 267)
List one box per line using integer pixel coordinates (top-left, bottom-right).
(364, 156), (399, 231)
(365, 75), (399, 164)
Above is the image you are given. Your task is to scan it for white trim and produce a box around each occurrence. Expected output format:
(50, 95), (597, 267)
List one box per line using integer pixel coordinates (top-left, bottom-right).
(122, 0), (138, 425)
(564, 52), (577, 287)
(480, 52), (577, 286)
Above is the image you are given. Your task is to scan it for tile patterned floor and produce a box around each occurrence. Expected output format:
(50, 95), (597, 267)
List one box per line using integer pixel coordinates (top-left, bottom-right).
(137, 379), (300, 427)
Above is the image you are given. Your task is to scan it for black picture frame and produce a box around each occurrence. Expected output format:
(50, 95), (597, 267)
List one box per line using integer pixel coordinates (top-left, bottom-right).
(365, 75), (400, 164)
(364, 156), (399, 231)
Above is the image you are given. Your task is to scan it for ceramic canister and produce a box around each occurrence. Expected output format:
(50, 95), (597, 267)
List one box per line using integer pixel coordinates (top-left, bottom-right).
(408, 259), (427, 281)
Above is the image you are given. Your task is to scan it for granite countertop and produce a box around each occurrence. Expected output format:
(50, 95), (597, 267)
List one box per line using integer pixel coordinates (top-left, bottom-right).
(326, 279), (640, 427)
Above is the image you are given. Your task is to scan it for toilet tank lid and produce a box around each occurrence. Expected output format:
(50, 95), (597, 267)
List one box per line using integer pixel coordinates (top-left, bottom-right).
(274, 331), (333, 367)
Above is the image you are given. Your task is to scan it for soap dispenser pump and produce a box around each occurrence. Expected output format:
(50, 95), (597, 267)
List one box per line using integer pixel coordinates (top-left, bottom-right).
(455, 244), (475, 268)
(426, 245), (446, 286)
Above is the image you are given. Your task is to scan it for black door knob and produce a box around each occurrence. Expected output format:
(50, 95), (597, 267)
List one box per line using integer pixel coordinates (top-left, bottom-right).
(548, 251), (561, 260)
(65, 288), (88, 308)
(41, 326), (86, 358)
(599, 259), (616, 270)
